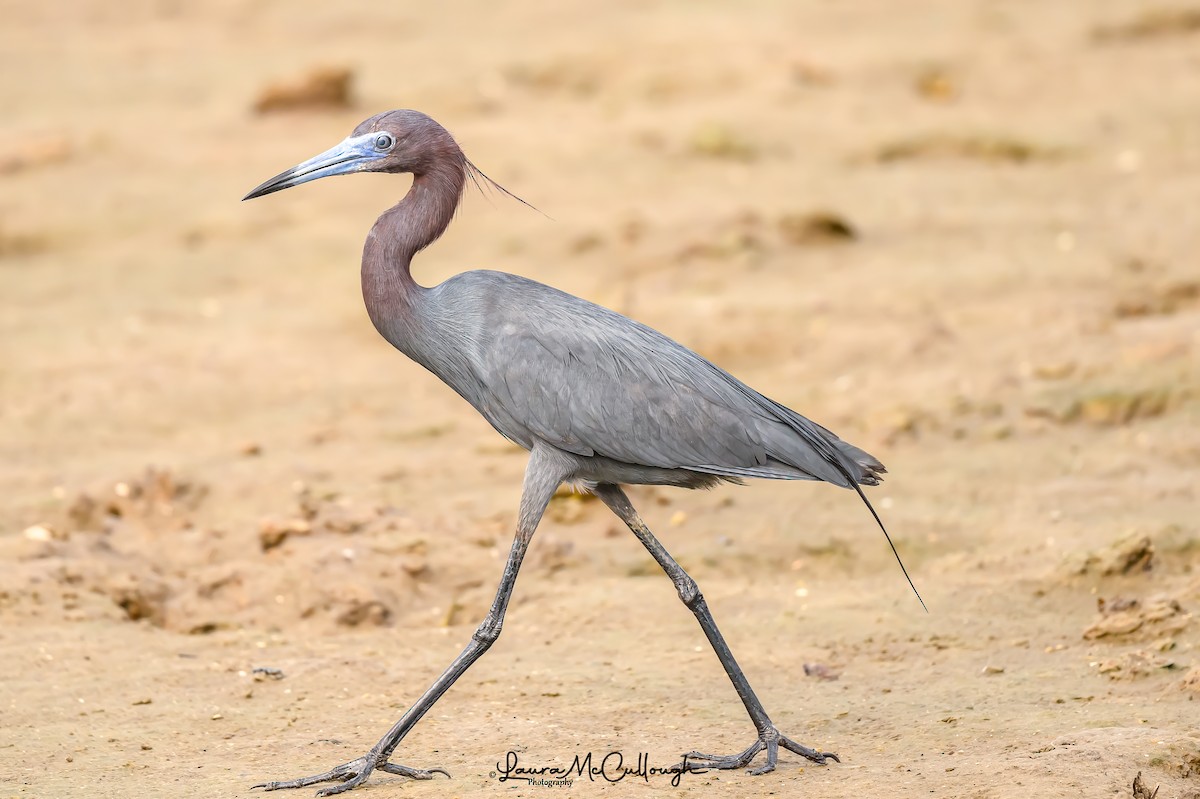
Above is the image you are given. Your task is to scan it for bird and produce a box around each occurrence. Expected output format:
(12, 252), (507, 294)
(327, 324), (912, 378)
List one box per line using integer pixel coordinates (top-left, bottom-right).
(243, 109), (920, 796)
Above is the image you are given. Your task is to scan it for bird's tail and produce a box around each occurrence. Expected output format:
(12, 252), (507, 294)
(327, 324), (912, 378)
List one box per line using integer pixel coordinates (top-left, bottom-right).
(758, 396), (885, 488)
(834, 438), (887, 486)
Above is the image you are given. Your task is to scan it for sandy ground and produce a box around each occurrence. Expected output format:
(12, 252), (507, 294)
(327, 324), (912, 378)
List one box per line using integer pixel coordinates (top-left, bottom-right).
(2, 1), (1200, 797)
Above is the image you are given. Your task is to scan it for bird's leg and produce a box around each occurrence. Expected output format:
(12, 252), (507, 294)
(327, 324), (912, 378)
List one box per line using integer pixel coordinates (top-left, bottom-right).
(593, 484), (838, 775)
(254, 449), (564, 796)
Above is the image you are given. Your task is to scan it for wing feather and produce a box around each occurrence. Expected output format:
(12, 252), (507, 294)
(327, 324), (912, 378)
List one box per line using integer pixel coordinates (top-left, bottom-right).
(453, 271), (880, 487)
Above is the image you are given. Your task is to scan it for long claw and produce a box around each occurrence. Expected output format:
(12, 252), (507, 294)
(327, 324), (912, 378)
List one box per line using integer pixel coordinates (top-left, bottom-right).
(314, 772), (373, 797)
(377, 763), (451, 779)
(780, 734), (839, 764)
(314, 774), (368, 797)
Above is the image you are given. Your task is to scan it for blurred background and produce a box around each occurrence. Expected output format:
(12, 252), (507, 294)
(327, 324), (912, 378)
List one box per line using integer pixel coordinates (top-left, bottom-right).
(1, 1), (1198, 797)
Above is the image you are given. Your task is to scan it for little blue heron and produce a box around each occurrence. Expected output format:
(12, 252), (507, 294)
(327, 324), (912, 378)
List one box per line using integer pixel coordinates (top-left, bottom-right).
(243, 110), (921, 795)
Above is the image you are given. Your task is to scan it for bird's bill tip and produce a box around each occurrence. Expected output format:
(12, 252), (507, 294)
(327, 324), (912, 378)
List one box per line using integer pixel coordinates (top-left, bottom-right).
(242, 175), (293, 201)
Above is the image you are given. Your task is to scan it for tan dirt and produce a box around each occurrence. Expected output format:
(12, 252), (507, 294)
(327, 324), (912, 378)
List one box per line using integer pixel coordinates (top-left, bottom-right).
(2, 1), (1199, 797)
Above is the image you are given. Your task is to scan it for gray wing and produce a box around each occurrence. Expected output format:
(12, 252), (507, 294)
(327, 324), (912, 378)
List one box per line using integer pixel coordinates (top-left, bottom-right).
(471, 275), (882, 487)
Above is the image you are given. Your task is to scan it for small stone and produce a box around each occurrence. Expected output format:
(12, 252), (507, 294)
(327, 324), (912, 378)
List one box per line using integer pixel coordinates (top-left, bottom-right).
(1073, 533), (1154, 577)
(778, 211), (857, 246)
(1083, 611), (1144, 639)
(259, 521), (289, 552)
(22, 524), (58, 542)
(400, 556), (429, 578)
(803, 663), (840, 681)
(259, 518), (311, 551)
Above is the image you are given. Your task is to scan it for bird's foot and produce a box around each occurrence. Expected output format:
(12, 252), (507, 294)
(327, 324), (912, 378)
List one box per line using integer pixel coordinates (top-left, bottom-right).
(252, 752), (450, 796)
(677, 726), (838, 776)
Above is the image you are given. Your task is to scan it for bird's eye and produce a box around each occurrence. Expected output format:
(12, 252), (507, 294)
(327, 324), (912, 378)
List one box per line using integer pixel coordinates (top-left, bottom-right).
(373, 133), (395, 151)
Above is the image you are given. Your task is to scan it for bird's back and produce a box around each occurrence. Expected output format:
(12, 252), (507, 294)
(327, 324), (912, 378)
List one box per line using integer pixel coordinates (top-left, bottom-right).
(420, 270), (884, 490)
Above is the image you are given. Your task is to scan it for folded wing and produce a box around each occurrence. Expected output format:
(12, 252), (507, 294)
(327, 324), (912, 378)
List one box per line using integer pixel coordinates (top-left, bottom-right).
(476, 284), (883, 488)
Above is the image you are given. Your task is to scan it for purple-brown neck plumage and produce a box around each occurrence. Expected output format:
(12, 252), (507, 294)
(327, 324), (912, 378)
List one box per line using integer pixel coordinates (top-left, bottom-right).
(360, 134), (467, 348)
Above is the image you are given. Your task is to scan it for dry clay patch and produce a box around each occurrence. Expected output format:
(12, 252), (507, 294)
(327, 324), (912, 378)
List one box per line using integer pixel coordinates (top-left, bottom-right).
(4, 469), (444, 633)
(1059, 533), (1200, 692)
(2, 468), (605, 635)
(1023, 531), (1200, 797)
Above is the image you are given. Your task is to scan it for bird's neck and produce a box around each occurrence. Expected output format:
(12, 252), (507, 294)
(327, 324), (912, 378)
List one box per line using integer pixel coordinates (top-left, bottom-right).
(361, 157), (466, 346)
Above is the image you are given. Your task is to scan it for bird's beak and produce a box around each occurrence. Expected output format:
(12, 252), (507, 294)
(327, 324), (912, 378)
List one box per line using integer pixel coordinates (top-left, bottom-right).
(242, 133), (384, 200)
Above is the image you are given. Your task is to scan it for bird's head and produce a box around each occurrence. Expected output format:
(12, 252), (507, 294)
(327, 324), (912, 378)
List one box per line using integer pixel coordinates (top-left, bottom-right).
(243, 110), (461, 200)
